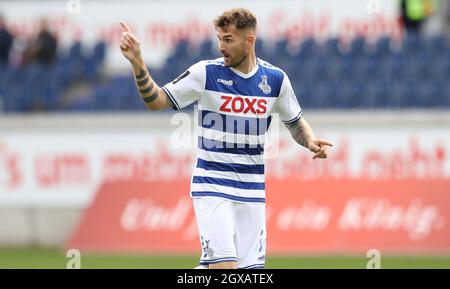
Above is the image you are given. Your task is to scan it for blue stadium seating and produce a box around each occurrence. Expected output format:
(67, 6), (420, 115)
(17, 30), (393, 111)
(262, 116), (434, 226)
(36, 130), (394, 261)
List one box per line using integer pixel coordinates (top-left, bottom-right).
(1, 35), (449, 113)
(0, 41), (106, 112)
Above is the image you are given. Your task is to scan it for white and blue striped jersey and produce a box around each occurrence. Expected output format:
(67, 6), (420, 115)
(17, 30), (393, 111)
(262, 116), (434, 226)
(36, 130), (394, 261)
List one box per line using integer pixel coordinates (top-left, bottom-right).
(162, 58), (302, 203)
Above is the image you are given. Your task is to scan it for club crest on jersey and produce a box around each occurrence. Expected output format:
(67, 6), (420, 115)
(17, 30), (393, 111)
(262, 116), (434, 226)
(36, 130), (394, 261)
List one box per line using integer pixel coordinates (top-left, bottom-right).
(258, 75), (271, 94)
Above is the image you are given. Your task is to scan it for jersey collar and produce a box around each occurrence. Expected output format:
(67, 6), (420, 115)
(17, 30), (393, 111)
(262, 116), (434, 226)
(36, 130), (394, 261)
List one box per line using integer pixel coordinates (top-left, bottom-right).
(228, 58), (260, 79)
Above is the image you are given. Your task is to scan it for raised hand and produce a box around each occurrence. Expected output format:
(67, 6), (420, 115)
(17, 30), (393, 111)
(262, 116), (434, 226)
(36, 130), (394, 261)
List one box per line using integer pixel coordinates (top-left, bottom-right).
(120, 21), (142, 64)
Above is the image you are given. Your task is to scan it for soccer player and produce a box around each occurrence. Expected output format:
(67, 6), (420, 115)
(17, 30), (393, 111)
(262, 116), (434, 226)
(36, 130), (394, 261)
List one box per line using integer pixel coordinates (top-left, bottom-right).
(120, 8), (333, 269)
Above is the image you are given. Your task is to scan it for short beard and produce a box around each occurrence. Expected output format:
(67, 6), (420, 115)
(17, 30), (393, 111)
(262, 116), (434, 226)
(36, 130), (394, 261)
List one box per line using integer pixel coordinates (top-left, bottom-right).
(227, 53), (248, 68)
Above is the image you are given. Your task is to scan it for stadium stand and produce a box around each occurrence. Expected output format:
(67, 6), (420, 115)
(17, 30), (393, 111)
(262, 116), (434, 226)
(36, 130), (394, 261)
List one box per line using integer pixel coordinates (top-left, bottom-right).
(0, 34), (449, 112)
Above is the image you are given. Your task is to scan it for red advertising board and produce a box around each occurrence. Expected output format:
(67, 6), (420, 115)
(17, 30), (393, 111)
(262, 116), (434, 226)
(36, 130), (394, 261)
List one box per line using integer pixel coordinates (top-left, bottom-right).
(68, 179), (450, 254)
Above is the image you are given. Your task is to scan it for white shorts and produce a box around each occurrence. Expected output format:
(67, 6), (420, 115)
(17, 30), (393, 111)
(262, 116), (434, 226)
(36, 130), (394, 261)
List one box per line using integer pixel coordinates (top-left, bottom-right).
(192, 197), (266, 269)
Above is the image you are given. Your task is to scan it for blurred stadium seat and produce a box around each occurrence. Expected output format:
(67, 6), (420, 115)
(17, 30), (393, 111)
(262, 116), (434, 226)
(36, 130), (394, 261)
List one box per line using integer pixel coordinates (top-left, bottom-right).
(1, 35), (449, 112)
(0, 41), (107, 112)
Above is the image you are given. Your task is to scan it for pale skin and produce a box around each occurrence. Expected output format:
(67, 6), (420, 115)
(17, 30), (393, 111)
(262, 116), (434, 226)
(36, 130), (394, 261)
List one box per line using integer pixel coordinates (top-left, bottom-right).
(120, 21), (333, 269)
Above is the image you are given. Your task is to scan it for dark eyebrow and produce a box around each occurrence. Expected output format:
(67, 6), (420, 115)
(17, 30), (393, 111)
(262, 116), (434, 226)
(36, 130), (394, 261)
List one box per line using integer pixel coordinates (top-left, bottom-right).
(217, 34), (233, 39)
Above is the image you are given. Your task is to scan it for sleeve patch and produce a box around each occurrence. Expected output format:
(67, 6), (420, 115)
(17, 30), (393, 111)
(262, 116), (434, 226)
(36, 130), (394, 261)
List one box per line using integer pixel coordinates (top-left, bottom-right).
(172, 70), (191, 84)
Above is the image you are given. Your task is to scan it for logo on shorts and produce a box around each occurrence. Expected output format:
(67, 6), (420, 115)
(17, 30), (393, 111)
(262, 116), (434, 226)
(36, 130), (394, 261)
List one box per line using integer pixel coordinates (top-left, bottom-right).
(205, 240), (214, 257)
(201, 237), (214, 258)
(258, 75), (271, 94)
(259, 230), (265, 253)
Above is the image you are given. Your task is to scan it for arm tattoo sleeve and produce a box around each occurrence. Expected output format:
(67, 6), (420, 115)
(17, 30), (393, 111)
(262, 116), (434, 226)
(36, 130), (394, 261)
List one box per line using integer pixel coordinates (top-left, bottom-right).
(285, 119), (315, 148)
(134, 68), (160, 104)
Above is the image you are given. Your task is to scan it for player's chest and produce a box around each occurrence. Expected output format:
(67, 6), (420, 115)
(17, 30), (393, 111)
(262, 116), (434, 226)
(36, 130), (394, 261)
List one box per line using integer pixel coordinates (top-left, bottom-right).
(200, 90), (277, 117)
(202, 75), (278, 117)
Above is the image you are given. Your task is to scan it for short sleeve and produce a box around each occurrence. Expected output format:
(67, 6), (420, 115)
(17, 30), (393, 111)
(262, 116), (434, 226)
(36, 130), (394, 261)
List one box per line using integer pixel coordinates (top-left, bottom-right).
(162, 61), (206, 110)
(273, 72), (303, 123)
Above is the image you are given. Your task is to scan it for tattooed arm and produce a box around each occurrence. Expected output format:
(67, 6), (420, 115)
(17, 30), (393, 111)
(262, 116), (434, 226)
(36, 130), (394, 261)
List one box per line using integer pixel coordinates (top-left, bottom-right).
(130, 62), (172, 110)
(285, 117), (333, 159)
(120, 21), (172, 110)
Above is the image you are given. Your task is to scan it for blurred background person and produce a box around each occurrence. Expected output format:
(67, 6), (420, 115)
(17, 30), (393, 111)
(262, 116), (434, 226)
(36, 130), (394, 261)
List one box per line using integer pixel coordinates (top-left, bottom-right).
(444, 0), (450, 38)
(400, 0), (439, 35)
(34, 18), (57, 64)
(22, 18), (57, 65)
(0, 13), (13, 65)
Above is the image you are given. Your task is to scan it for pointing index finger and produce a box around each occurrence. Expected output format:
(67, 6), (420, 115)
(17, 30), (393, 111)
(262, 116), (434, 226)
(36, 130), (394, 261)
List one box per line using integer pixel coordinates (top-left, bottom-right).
(120, 21), (132, 33)
(317, 139), (334, 147)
